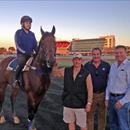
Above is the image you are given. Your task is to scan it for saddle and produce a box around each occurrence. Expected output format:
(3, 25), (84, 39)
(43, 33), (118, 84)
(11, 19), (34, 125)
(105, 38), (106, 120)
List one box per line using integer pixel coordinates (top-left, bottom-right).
(6, 57), (34, 88)
(7, 57), (34, 71)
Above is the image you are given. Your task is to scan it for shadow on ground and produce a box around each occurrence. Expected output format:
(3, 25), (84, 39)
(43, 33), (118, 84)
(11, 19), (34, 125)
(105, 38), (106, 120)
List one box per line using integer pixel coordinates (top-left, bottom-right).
(0, 77), (67, 130)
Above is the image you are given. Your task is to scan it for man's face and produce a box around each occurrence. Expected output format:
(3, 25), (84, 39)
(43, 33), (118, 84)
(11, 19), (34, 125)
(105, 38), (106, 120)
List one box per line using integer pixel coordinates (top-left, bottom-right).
(72, 58), (82, 68)
(92, 50), (101, 62)
(22, 21), (31, 30)
(115, 48), (127, 62)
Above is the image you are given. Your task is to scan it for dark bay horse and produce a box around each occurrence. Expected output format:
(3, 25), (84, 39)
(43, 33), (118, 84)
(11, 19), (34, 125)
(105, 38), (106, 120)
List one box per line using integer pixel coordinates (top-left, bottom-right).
(0, 26), (56, 129)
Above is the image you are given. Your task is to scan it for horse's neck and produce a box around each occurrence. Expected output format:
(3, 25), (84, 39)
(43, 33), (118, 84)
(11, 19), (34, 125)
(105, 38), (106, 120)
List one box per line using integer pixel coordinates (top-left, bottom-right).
(31, 57), (39, 68)
(31, 55), (43, 69)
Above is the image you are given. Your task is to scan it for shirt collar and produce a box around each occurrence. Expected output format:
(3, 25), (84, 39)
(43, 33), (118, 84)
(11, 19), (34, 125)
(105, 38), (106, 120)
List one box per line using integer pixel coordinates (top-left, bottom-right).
(115, 58), (128, 66)
(91, 60), (103, 65)
(122, 59), (128, 64)
(22, 28), (30, 34)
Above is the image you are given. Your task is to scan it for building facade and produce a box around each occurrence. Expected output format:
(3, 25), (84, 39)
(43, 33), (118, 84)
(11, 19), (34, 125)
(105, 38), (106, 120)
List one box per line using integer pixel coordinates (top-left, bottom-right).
(71, 35), (115, 55)
(101, 35), (115, 48)
(56, 35), (115, 55)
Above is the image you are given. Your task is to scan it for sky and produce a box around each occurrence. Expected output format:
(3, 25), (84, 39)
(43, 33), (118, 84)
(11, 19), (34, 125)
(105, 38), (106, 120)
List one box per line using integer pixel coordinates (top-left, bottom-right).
(0, 0), (130, 48)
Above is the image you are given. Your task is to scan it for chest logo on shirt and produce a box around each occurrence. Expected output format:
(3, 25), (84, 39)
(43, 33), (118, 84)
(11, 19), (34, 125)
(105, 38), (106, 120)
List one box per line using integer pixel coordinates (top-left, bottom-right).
(102, 68), (106, 71)
(78, 74), (82, 77)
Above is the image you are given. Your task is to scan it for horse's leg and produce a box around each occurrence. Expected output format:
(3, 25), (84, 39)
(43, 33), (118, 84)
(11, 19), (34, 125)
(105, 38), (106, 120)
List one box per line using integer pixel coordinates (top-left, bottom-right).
(28, 102), (40, 130)
(24, 87), (37, 130)
(24, 84), (35, 119)
(10, 85), (20, 124)
(0, 83), (6, 124)
(28, 102), (35, 122)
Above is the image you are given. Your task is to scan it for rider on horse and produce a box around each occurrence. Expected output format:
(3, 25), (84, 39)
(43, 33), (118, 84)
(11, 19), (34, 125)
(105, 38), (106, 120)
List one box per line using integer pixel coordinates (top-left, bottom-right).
(13, 15), (38, 87)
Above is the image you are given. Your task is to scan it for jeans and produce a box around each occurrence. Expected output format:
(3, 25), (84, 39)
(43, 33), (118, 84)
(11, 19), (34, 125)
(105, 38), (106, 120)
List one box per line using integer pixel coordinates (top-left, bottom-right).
(15, 54), (30, 80)
(108, 95), (130, 130)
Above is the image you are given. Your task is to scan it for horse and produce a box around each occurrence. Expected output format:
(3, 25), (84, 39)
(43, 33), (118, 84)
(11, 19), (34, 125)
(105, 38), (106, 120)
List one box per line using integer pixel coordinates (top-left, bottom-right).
(0, 26), (56, 130)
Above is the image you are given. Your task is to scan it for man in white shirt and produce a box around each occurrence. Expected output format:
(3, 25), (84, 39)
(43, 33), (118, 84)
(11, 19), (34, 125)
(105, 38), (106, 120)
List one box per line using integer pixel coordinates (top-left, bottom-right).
(105, 45), (130, 130)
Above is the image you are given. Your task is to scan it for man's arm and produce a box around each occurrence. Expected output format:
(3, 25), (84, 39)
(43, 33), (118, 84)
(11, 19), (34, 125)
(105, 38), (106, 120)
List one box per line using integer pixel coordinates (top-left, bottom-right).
(51, 64), (65, 78)
(105, 86), (110, 108)
(105, 63), (113, 103)
(105, 79), (110, 100)
(86, 74), (93, 104)
(105, 68), (111, 108)
(15, 31), (25, 54)
(119, 65), (130, 105)
(85, 74), (93, 112)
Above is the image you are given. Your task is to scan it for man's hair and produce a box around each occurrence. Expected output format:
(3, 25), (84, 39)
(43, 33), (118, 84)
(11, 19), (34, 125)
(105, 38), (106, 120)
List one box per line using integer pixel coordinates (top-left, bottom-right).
(115, 45), (127, 51)
(92, 47), (102, 54)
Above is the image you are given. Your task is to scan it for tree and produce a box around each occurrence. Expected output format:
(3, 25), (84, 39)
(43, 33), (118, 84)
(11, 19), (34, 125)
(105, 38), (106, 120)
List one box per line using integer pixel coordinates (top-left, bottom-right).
(0, 47), (7, 54)
(8, 47), (16, 54)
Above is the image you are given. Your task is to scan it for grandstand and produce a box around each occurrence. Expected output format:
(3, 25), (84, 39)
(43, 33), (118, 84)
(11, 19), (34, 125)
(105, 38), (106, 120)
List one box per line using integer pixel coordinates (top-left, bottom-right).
(56, 35), (115, 55)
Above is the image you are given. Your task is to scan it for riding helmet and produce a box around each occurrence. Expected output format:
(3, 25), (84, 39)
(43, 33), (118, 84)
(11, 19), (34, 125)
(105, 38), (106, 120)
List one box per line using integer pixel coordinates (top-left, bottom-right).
(20, 15), (32, 24)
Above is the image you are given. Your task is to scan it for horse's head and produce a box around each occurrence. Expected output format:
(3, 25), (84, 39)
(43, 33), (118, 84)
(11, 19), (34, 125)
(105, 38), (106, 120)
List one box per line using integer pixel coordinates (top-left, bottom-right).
(36, 26), (56, 69)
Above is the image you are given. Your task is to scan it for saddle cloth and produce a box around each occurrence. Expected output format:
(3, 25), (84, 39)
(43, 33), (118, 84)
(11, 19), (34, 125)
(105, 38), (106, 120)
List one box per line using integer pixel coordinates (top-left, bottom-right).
(6, 57), (33, 71)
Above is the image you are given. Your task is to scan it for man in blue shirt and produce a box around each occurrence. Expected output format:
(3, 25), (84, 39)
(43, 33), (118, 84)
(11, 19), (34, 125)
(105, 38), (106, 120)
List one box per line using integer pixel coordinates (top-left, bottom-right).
(84, 48), (110, 130)
(13, 15), (37, 87)
(105, 45), (130, 130)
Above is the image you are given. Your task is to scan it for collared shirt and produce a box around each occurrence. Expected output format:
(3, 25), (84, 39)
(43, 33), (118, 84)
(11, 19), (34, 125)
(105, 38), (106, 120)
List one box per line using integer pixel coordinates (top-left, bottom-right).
(15, 28), (37, 55)
(84, 60), (110, 93)
(106, 59), (130, 105)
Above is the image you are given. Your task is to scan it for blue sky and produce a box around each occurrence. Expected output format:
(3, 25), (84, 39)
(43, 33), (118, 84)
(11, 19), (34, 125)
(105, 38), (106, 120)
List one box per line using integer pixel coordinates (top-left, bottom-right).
(0, 0), (130, 47)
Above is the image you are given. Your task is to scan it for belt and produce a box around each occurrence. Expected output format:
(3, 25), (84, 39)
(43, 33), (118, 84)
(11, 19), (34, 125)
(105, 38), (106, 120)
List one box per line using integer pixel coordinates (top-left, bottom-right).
(110, 93), (125, 97)
(94, 90), (104, 94)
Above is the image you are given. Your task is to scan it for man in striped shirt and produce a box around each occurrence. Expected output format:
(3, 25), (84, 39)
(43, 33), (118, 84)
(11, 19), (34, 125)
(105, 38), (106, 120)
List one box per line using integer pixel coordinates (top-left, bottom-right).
(105, 45), (130, 130)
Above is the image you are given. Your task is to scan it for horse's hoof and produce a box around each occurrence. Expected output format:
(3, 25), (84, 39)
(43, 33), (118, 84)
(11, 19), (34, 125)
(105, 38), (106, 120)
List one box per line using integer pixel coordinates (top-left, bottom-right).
(13, 116), (20, 124)
(0, 116), (6, 124)
(28, 121), (37, 130)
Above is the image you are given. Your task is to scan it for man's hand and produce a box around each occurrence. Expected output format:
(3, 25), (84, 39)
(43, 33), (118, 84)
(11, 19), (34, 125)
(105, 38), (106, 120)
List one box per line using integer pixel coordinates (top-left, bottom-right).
(51, 63), (60, 77)
(85, 103), (92, 112)
(51, 63), (64, 78)
(115, 101), (123, 109)
(105, 100), (109, 108)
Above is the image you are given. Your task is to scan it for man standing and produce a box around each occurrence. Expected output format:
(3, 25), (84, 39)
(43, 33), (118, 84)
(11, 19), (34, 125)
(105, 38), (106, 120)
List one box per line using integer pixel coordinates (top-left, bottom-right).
(105, 45), (130, 130)
(53, 53), (93, 130)
(84, 48), (110, 130)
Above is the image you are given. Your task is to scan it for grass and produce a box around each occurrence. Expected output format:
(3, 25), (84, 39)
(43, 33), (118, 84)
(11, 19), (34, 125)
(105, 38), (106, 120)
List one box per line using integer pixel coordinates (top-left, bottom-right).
(56, 55), (130, 67)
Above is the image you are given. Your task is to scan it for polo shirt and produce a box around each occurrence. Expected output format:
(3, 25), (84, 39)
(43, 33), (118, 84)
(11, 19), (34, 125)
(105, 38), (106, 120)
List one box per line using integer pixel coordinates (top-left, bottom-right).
(84, 60), (110, 93)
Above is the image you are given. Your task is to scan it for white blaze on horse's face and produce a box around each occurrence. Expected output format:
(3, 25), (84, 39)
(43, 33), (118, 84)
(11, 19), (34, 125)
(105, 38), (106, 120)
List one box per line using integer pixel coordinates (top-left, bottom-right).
(40, 26), (56, 68)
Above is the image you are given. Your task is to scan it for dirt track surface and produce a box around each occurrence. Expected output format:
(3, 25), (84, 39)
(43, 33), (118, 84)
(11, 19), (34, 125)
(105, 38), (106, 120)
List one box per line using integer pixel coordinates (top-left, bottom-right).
(0, 77), (68, 130)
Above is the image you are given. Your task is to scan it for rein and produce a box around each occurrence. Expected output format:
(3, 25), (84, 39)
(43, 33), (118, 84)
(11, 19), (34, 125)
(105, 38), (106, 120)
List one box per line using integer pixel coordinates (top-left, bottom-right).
(28, 45), (52, 74)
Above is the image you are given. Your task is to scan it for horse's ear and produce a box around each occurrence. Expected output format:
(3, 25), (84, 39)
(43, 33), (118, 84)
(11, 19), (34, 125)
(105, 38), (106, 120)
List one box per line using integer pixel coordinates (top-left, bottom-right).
(51, 26), (56, 35)
(40, 26), (44, 35)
